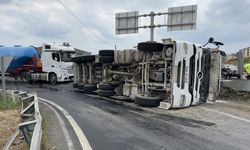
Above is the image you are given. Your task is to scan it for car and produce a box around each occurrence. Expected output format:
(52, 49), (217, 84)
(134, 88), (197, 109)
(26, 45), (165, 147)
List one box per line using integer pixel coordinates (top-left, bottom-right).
(221, 64), (240, 79)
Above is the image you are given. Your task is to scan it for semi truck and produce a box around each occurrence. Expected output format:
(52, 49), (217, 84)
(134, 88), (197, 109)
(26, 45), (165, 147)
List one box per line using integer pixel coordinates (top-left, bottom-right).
(72, 38), (223, 109)
(0, 43), (75, 84)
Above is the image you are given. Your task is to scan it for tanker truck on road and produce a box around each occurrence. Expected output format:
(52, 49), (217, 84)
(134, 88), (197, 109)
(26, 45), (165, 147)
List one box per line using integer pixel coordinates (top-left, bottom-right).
(71, 38), (224, 109)
(0, 43), (75, 84)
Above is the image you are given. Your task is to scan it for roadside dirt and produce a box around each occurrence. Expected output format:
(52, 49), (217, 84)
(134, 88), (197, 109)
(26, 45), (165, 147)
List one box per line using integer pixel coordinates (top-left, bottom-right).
(40, 103), (69, 150)
(219, 87), (250, 102)
(0, 109), (20, 149)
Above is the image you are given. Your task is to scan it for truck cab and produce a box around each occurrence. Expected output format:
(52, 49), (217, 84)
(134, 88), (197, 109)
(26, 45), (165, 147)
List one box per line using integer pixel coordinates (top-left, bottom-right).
(40, 43), (75, 84)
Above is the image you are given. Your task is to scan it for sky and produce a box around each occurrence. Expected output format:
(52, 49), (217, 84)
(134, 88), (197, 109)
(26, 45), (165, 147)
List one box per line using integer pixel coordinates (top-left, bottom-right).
(0, 0), (250, 54)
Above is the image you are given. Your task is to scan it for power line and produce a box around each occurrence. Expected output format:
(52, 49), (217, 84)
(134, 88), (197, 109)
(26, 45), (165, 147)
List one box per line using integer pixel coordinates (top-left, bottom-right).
(55, 0), (113, 47)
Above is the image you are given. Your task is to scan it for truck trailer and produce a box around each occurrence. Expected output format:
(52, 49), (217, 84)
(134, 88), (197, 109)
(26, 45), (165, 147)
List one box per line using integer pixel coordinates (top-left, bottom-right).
(0, 43), (75, 84)
(72, 38), (223, 109)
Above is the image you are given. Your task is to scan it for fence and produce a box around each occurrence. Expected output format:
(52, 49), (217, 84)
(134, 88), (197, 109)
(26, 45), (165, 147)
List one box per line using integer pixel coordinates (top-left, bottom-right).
(2, 90), (42, 150)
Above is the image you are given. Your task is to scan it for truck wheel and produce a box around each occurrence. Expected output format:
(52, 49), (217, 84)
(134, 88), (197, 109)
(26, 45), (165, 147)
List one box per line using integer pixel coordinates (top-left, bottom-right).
(80, 55), (96, 62)
(20, 71), (30, 82)
(73, 83), (79, 88)
(99, 83), (115, 91)
(134, 94), (161, 107)
(99, 56), (114, 63)
(71, 56), (81, 62)
(19, 72), (25, 81)
(78, 84), (85, 89)
(49, 73), (57, 85)
(84, 84), (97, 92)
(138, 41), (164, 52)
(99, 50), (114, 56)
(98, 90), (115, 97)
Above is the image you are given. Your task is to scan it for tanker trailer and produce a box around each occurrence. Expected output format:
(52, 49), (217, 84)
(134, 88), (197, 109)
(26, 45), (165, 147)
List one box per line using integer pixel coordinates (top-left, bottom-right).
(0, 43), (75, 84)
(0, 45), (42, 80)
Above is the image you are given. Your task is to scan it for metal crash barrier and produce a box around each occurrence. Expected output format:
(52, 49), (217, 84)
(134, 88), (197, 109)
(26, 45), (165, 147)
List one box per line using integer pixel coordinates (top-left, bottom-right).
(3, 90), (42, 150)
(221, 79), (250, 91)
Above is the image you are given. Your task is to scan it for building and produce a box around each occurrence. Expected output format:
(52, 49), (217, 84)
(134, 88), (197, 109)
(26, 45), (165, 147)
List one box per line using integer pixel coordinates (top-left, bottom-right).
(222, 53), (237, 64)
(239, 47), (250, 58)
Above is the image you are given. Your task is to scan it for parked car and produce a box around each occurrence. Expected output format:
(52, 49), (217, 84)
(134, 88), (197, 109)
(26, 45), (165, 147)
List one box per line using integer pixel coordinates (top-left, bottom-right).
(221, 64), (240, 79)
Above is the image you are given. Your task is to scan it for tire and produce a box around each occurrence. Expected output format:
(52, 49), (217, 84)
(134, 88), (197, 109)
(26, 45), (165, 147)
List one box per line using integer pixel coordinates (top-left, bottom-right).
(49, 73), (57, 85)
(73, 83), (78, 88)
(99, 50), (114, 56)
(84, 84), (97, 92)
(134, 94), (161, 107)
(71, 56), (81, 62)
(78, 84), (85, 89)
(20, 72), (29, 82)
(98, 90), (115, 97)
(72, 55), (95, 63)
(99, 56), (114, 63)
(138, 41), (164, 52)
(80, 55), (95, 62)
(99, 84), (115, 91)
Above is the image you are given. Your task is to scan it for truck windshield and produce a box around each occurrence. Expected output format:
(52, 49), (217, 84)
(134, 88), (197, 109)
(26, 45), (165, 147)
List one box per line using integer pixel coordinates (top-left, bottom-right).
(60, 51), (75, 62)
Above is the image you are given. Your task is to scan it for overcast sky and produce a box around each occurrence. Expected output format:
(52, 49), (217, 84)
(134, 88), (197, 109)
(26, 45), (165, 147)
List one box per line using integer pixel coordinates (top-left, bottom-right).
(0, 0), (249, 54)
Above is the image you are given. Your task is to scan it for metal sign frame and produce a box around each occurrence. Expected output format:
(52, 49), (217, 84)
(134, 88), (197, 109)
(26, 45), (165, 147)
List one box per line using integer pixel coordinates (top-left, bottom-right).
(115, 11), (139, 34)
(115, 5), (198, 41)
(167, 5), (197, 31)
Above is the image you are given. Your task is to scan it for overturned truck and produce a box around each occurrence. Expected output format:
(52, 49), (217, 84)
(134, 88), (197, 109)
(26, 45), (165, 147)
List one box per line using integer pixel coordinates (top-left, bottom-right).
(72, 38), (222, 109)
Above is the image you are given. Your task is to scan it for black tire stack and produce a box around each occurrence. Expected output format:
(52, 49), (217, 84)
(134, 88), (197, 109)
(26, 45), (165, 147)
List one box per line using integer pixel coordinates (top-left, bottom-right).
(98, 83), (115, 97)
(137, 41), (164, 52)
(71, 55), (95, 63)
(134, 94), (161, 107)
(99, 50), (114, 63)
(73, 83), (78, 88)
(77, 84), (97, 93)
(83, 84), (97, 92)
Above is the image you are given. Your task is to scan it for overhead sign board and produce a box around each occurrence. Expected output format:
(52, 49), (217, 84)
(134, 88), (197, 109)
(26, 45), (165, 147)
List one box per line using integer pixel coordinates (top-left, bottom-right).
(167, 5), (197, 31)
(115, 11), (139, 34)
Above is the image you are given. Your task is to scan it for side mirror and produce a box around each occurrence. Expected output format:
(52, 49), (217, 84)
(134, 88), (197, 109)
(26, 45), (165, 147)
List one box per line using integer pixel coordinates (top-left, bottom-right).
(208, 37), (214, 43)
(214, 41), (224, 46)
(219, 51), (226, 56)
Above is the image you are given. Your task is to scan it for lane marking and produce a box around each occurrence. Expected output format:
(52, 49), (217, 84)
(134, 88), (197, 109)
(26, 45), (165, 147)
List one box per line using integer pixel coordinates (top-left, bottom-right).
(39, 97), (92, 150)
(202, 107), (250, 124)
(40, 101), (75, 150)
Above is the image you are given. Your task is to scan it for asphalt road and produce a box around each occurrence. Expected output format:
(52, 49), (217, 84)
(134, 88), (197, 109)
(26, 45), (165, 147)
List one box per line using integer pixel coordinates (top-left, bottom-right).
(5, 79), (250, 150)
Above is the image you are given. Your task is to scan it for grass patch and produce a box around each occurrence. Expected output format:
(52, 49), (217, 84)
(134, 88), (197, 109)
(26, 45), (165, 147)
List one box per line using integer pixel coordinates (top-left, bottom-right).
(0, 94), (21, 111)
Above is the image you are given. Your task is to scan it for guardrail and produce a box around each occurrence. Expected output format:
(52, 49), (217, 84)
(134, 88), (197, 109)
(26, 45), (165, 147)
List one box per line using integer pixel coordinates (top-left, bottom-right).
(2, 90), (42, 150)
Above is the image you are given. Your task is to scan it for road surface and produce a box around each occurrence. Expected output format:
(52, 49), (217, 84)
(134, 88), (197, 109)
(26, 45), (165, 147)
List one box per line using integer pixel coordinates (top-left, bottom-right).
(6, 79), (250, 150)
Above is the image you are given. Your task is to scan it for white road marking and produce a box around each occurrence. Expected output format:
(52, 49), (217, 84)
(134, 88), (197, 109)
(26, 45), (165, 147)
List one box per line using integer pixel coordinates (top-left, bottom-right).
(202, 107), (250, 124)
(39, 97), (92, 150)
(40, 101), (75, 150)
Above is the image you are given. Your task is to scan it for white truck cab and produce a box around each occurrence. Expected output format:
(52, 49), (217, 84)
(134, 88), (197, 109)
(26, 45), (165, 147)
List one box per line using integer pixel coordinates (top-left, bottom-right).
(171, 41), (204, 108)
(39, 43), (75, 84)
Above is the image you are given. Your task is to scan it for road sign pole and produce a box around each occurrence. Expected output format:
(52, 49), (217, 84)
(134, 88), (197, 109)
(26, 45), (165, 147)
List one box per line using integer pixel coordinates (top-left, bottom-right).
(1, 57), (6, 102)
(150, 12), (155, 41)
